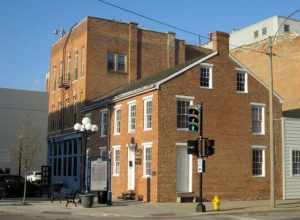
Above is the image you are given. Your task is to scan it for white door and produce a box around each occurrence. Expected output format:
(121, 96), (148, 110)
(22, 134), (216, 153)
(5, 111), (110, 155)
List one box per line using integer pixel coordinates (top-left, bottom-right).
(176, 145), (192, 192)
(128, 146), (135, 190)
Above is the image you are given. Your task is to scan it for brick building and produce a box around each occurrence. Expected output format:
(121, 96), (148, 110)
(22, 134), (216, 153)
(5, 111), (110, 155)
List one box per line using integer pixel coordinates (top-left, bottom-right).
(231, 30), (300, 111)
(83, 31), (283, 202)
(47, 16), (209, 191)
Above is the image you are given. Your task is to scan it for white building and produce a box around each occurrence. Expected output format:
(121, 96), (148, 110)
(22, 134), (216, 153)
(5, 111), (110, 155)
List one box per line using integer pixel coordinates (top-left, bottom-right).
(229, 16), (300, 49)
(282, 109), (300, 200)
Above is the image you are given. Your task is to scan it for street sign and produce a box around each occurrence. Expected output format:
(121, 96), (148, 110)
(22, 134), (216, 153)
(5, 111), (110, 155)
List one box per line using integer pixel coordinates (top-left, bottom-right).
(197, 158), (206, 173)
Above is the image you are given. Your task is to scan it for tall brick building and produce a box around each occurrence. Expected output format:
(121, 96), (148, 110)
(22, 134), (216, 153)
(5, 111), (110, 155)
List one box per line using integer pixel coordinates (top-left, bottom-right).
(47, 16), (283, 202)
(47, 16), (209, 191)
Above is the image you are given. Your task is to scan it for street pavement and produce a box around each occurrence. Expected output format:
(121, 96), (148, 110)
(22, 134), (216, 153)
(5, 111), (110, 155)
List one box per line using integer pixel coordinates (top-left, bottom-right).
(0, 198), (300, 220)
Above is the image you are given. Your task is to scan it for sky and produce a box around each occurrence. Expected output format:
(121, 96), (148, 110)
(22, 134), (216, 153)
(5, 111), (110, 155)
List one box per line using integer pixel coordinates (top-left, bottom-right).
(0, 0), (299, 92)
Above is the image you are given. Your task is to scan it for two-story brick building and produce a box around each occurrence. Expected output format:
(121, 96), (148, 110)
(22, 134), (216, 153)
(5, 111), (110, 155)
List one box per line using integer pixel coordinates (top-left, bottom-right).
(47, 16), (209, 191)
(82, 31), (283, 202)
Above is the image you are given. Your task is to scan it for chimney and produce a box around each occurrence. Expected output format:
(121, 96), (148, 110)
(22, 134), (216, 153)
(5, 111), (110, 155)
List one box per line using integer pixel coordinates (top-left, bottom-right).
(128, 22), (138, 82)
(211, 31), (229, 55)
(167, 32), (176, 68)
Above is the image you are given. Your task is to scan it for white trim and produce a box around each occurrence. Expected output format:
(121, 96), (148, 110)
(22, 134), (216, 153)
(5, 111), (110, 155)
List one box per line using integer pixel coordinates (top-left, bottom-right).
(128, 101), (136, 133)
(127, 100), (136, 105)
(143, 143), (152, 178)
(200, 63), (214, 67)
(114, 104), (122, 109)
(142, 95), (153, 100)
(290, 149), (300, 177)
(281, 117), (286, 200)
(112, 145), (120, 176)
(230, 54), (284, 103)
(200, 65), (213, 89)
(175, 95), (195, 100)
(252, 146), (266, 177)
(156, 52), (218, 87)
(250, 102), (266, 106)
(143, 97), (153, 131)
(176, 142), (187, 146)
(235, 67), (247, 72)
(251, 103), (266, 135)
(114, 107), (121, 135)
(236, 71), (248, 93)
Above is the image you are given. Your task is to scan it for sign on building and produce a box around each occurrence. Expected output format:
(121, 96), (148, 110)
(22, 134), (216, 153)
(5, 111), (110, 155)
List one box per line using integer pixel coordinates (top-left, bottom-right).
(91, 159), (107, 191)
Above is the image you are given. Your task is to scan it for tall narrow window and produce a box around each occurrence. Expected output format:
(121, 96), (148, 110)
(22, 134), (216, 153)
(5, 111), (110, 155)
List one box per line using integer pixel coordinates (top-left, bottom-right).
(113, 146), (120, 176)
(80, 47), (85, 77)
(128, 101), (136, 133)
(251, 104), (265, 135)
(117, 54), (126, 72)
(292, 150), (300, 175)
(66, 55), (71, 81)
(176, 98), (193, 129)
(107, 52), (115, 72)
(144, 97), (152, 130)
(114, 108), (121, 135)
(74, 52), (79, 80)
(100, 109), (108, 137)
(143, 143), (152, 177)
(200, 65), (212, 88)
(252, 148), (265, 177)
(59, 61), (63, 83)
(237, 71), (248, 93)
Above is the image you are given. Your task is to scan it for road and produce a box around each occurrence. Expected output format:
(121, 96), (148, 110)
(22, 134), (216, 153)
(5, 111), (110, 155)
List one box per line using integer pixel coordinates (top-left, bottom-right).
(1, 210), (300, 220)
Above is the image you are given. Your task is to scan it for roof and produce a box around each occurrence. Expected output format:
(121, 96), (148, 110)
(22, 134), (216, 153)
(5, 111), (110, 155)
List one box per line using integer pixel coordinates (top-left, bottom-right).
(83, 50), (215, 112)
(283, 109), (300, 118)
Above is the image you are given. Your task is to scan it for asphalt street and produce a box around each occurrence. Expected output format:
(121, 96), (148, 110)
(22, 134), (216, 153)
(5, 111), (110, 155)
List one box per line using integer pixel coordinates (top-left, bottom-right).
(1, 210), (300, 220)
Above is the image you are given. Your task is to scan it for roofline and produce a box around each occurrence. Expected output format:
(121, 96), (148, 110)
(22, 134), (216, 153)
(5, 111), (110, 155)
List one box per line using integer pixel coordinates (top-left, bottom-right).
(155, 52), (218, 87)
(229, 54), (284, 103)
(82, 52), (218, 112)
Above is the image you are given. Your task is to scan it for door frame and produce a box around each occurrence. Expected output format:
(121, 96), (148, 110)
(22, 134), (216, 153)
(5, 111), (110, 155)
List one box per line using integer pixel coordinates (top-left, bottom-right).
(176, 143), (193, 193)
(127, 144), (136, 190)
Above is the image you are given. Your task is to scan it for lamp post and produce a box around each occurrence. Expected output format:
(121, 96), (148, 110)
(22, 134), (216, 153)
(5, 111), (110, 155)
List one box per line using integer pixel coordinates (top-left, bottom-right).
(74, 117), (98, 193)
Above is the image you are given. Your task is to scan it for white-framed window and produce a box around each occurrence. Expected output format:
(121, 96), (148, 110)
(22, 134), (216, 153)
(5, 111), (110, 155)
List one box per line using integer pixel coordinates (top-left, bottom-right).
(292, 150), (300, 176)
(114, 107), (121, 135)
(236, 71), (248, 93)
(74, 51), (79, 80)
(99, 109), (108, 137)
(176, 96), (194, 130)
(143, 96), (153, 130)
(200, 64), (213, 89)
(128, 101), (136, 133)
(252, 146), (266, 177)
(107, 52), (127, 73)
(251, 103), (265, 135)
(262, 27), (267, 36)
(143, 143), (152, 177)
(113, 146), (120, 176)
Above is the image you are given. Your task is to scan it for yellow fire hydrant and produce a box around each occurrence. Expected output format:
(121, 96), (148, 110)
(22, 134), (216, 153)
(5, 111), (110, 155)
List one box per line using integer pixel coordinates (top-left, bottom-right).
(212, 196), (220, 211)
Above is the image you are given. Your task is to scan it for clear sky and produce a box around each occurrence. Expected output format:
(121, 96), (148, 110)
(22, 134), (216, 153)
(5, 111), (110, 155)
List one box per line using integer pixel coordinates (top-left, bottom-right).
(0, 0), (299, 92)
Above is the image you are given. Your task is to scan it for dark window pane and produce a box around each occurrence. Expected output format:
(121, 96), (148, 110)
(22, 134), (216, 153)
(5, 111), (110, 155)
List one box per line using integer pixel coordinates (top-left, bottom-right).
(73, 157), (77, 176)
(63, 157), (67, 176)
(58, 158), (62, 176)
(68, 157), (72, 176)
(73, 140), (77, 154)
(107, 53), (115, 72)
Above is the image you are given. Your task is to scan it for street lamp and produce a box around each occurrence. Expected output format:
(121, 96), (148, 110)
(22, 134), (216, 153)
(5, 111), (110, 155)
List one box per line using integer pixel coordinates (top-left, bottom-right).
(74, 117), (98, 193)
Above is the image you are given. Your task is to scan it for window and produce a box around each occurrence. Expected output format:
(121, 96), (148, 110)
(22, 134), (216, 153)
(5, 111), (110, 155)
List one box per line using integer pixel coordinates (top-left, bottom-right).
(59, 61), (63, 82)
(254, 30), (259, 38)
(252, 148), (265, 177)
(100, 109), (108, 137)
(292, 150), (300, 175)
(66, 55), (71, 81)
(284, 24), (290, 32)
(114, 108), (121, 135)
(107, 52), (127, 73)
(74, 52), (79, 80)
(143, 143), (152, 177)
(80, 46), (85, 77)
(262, 27), (267, 35)
(144, 97), (152, 130)
(113, 146), (120, 176)
(128, 101), (136, 133)
(200, 65), (212, 88)
(251, 104), (265, 135)
(176, 97), (193, 129)
(236, 71), (248, 92)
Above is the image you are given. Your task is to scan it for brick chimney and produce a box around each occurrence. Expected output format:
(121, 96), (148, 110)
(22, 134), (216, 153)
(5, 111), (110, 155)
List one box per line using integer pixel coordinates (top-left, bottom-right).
(128, 22), (138, 82)
(210, 31), (229, 55)
(167, 32), (176, 68)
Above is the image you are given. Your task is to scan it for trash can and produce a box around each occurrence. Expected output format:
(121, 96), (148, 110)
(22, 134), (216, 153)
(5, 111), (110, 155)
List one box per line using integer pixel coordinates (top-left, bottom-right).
(80, 194), (95, 208)
(98, 191), (107, 204)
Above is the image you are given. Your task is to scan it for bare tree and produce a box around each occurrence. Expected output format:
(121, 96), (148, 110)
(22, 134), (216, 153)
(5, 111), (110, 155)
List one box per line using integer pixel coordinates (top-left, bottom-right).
(10, 116), (43, 204)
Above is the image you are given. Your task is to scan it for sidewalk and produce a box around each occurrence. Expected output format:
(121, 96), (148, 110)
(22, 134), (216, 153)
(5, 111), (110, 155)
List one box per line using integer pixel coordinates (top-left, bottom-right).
(0, 198), (300, 218)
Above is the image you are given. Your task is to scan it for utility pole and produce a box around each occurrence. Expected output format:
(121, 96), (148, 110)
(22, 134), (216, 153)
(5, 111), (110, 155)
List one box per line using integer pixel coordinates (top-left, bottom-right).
(267, 36), (276, 208)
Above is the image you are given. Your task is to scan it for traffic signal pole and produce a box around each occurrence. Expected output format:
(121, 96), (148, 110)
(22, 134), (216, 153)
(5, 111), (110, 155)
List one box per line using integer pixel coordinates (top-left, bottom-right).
(196, 103), (206, 212)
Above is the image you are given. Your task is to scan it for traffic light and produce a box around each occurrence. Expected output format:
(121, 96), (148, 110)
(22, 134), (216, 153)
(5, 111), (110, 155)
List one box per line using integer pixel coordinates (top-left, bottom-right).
(204, 139), (215, 156)
(187, 139), (199, 155)
(188, 105), (201, 133)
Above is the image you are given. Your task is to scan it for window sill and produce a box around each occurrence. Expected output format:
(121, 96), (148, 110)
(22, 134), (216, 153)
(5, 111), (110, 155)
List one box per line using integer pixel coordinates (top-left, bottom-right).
(252, 133), (265, 136)
(100, 135), (107, 138)
(114, 133), (120, 136)
(143, 128), (152, 132)
(237, 91), (248, 94)
(143, 175), (152, 179)
(128, 130), (136, 134)
(252, 175), (265, 178)
(177, 128), (189, 132)
(112, 174), (120, 177)
(200, 86), (213, 90)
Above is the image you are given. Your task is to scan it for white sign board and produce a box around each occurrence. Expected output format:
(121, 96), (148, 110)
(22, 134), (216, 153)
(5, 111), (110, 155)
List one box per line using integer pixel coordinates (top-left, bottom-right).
(91, 159), (107, 191)
(197, 158), (205, 173)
